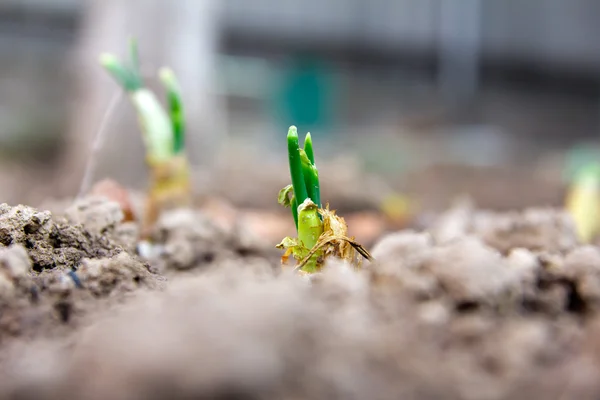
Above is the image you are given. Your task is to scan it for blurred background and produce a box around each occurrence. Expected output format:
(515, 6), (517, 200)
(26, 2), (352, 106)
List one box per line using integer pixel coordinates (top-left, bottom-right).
(1, 0), (599, 214)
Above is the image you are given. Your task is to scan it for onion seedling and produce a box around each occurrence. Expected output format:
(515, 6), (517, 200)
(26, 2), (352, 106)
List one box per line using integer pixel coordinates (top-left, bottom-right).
(99, 38), (191, 236)
(277, 126), (372, 273)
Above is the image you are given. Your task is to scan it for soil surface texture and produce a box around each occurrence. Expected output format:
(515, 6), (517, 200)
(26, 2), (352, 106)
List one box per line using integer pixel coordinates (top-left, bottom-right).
(0, 196), (600, 400)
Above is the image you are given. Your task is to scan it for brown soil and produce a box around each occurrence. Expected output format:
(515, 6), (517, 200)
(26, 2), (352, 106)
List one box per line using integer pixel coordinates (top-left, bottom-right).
(1, 195), (600, 399)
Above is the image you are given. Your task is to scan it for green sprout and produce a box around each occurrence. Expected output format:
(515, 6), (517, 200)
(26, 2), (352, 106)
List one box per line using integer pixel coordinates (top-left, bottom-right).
(283, 126), (321, 227)
(100, 38), (191, 236)
(277, 126), (372, 273)
(277, 126), (323, 271)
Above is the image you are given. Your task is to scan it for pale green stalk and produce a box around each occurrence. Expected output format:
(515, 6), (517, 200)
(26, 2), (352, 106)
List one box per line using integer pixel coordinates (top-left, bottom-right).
(297, 198), (323, 272)
(129, 90), (175, 163)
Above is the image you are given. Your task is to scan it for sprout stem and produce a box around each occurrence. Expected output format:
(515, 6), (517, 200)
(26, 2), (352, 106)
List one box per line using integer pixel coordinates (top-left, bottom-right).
(129, 38), (141, 84)
(159, 67), (185, 153)
(297, 199), (323, 272)
(303, 133), (320, 208)
(129, 90), (174, 163)
(287, 126), (308, 229)
(300, 149), (321, 208)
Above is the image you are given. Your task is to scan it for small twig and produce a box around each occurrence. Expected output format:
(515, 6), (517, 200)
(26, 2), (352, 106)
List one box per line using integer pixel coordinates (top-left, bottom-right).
(78, 90), (123, 198)
(349, 241), (374, 261)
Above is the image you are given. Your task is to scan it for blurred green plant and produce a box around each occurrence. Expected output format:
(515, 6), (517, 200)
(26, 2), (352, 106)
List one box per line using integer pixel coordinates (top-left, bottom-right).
(100, 38), (190, 236)
(565, 161), (600, 243)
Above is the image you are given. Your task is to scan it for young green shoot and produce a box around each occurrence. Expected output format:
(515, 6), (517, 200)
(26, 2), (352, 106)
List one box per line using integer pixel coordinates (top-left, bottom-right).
(277, 126), (372, 273)
(99, 38), (191, 236)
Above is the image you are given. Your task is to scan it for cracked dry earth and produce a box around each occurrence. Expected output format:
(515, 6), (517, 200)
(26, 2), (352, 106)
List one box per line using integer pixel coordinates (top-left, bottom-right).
(1, 197), (600, 399)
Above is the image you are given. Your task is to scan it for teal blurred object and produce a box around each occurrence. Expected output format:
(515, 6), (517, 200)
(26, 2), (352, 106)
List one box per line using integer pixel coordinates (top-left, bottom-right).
(275, 55), (334, 135)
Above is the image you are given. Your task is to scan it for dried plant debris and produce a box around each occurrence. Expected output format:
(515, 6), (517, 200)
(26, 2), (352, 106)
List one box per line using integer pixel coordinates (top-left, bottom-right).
(277, 203), (373, 273)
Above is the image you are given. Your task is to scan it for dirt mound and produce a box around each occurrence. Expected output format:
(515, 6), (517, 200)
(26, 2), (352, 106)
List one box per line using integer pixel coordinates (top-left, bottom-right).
(431, 202), (579, 254)
(145, 207), (278, 273)
(0, 199), (127, 272)
(0, 258), (594, 400)
(1, 203), (600, 399)
(0, 200), (162, 347)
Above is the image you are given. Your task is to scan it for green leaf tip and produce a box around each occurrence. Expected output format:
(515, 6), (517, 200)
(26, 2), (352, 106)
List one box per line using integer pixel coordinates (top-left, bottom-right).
(100, 53), (137, 92)
(159, 67), (176, 86)
(99, 39), (143, 92)
(304, 132), (315, 165)
(287, 126), (298, 140)
(159, 67), (185, 153)
(99, 52), (118, 66)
